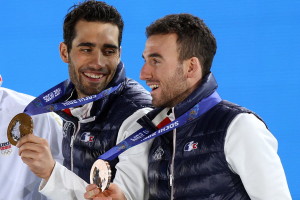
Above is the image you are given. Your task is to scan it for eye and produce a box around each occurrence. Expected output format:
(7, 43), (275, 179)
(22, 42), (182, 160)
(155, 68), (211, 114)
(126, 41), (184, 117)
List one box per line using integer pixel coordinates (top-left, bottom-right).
(151, 58), (160, 65)
(80, 48), (92, 53)
(103, 48), (117, 56)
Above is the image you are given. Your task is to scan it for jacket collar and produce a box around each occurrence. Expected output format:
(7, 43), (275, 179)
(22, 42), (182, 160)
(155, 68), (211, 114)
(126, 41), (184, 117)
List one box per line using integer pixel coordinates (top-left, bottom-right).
(105, 61), (126, 89)
(174, 72), (218, 117)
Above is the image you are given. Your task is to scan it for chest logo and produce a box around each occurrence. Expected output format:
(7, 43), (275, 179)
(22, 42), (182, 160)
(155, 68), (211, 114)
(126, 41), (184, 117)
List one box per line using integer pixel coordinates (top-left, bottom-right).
(80, 132), (95, 143)
(184, 141), (198, 152)
(153, 146), (164, 160)
(62, 121), (74, 138)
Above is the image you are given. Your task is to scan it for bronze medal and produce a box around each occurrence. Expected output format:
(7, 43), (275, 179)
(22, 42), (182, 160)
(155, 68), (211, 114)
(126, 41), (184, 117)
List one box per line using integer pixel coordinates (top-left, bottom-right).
(90, 159), (111, 192)
(7, 113), (33, 146)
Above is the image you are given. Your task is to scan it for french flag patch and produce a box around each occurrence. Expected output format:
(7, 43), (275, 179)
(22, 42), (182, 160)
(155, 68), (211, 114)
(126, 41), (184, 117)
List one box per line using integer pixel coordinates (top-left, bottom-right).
(80, 132), (95, 143)
(184, 141), (198, 152)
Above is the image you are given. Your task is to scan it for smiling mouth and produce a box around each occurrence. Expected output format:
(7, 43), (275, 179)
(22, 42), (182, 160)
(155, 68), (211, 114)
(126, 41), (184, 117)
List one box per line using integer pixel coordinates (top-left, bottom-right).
(83, 72), (104, 79)
(149, 84), (159, 91)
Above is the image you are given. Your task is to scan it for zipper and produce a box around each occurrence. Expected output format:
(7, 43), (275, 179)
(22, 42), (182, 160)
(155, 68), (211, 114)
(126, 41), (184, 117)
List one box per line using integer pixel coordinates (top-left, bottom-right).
(70, 121), (80, 171)
(169, 107), (176, 200)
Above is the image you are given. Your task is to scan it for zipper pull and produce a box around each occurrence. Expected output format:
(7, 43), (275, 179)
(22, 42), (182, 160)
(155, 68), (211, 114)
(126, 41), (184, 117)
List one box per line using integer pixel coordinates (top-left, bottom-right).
(70, 135), (75, 147)
(170, 174), (173, 187)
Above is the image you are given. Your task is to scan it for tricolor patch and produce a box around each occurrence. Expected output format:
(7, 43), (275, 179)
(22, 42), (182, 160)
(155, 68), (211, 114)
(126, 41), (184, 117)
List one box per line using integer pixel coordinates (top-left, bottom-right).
(184, 141), (198, 152)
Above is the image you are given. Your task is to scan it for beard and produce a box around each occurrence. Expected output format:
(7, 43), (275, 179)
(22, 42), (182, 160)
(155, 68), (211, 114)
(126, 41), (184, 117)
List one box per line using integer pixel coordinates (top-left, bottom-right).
(153, 65), (189, 108)
(68, 62), (110, 98)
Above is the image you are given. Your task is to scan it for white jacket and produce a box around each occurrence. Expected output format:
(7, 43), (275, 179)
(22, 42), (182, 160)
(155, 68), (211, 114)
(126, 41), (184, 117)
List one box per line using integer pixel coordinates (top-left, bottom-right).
(0, 87), (63, 200)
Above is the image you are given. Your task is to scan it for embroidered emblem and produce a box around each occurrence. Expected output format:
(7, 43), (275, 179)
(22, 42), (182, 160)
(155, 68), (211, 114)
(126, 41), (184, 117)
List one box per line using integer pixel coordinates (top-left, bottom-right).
(0, 141), (12, 155)
(80, 132), (95, 143)
(184, 141), (198, 152)
(153, 146), (164, 160)
(47, 104), (58, 112)
(62, 120), (74, 138)
(188, 104), (199, 121)
(117, 141), (131, 150)
(33, 98), (44, 108)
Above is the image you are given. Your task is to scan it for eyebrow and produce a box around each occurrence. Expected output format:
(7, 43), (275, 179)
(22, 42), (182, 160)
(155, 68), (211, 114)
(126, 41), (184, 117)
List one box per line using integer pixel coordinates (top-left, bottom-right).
(77, 42), (96, 47)
(77, 43), (119, 49)
(142, 53), (163, 59)
(103, 44), (119, 49)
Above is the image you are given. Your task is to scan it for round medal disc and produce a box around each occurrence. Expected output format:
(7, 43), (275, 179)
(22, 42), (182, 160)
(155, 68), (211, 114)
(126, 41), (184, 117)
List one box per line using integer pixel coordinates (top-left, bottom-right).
(7, 113), (33, 146)
(90, 159), (111, 192)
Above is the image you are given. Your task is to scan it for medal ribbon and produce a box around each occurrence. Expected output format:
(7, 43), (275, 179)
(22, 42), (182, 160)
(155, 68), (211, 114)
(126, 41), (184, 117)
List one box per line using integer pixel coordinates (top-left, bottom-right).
(23, 79), (121, 116)
(99, 91), (222, 161)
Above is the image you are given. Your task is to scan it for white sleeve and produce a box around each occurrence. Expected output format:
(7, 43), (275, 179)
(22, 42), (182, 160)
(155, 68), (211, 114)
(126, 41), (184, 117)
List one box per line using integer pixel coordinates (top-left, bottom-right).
(39, 162), (88, 200)
(47, 112), (64, 164)
(225, 113), (292, 200)
(114, 107), (153, 200)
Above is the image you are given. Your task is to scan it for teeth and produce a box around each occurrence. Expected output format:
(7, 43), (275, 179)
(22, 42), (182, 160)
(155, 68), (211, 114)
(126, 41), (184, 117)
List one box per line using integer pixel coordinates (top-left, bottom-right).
(149, 85), (159, 89)
(84, 72), (103, 79)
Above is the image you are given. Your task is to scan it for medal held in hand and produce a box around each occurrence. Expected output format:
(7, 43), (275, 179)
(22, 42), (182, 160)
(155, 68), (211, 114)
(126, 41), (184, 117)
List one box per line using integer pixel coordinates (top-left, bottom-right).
(90, 159), (111, 192)
(7, 113), (33, 146)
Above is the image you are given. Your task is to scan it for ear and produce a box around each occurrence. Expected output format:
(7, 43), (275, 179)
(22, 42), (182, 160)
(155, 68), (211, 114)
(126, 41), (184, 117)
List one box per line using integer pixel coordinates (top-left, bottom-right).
(59, 42), (69, 63)
(186, 57), (202, 79)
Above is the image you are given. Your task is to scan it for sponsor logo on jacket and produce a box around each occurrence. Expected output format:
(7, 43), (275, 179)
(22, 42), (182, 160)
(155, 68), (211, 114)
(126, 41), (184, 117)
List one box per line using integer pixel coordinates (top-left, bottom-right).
(0, 141), (12, 155)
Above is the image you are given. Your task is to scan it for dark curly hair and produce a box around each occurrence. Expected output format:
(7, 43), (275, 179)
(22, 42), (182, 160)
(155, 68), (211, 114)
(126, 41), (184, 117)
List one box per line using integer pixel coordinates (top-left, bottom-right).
(63, 0), (124, 52)
(146, 14), (217, 76)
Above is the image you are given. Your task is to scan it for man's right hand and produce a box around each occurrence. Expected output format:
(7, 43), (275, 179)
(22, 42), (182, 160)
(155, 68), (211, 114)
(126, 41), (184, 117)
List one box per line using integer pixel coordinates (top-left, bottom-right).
(84, 183), (126, 200)
(17, 134), (55, 181)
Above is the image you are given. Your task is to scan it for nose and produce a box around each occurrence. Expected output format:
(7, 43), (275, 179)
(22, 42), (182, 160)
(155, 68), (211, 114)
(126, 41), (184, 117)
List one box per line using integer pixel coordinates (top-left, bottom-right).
(140, 62), (152, 80)
(90, 50), (106, 68)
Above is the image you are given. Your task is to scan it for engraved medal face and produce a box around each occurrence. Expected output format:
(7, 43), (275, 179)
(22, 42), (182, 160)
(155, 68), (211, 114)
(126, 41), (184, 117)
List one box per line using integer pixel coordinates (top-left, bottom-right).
(7, 113), (33, 146)
(90, 159), (111, 192)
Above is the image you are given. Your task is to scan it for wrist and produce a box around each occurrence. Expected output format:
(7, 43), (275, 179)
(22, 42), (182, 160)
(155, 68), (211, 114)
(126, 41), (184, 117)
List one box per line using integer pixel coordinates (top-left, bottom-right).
(44, 160), (56, 181)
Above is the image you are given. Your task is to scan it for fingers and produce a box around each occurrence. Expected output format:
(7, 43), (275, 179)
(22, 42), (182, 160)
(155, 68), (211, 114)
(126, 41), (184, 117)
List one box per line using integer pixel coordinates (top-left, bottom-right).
(86, 184), (99, 191)
(84, 183), (126, 200)
(16, 134), (45, 148)
(18, 142), (42, 158)
(16, 134), (55, 179)
(94, 197), (112, 200)
(18, 135), (49, 158)
(84, 185), (101, 199)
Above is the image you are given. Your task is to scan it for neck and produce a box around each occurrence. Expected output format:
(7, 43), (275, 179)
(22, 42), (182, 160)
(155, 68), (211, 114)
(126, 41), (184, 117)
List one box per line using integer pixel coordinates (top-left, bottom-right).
(172, 80), (201, 107)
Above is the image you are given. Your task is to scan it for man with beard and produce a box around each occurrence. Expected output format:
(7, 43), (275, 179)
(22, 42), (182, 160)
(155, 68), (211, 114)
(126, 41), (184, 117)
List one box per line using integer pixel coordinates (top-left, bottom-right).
(17, 1), (152, 200)
(86, 14), (291, 200)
